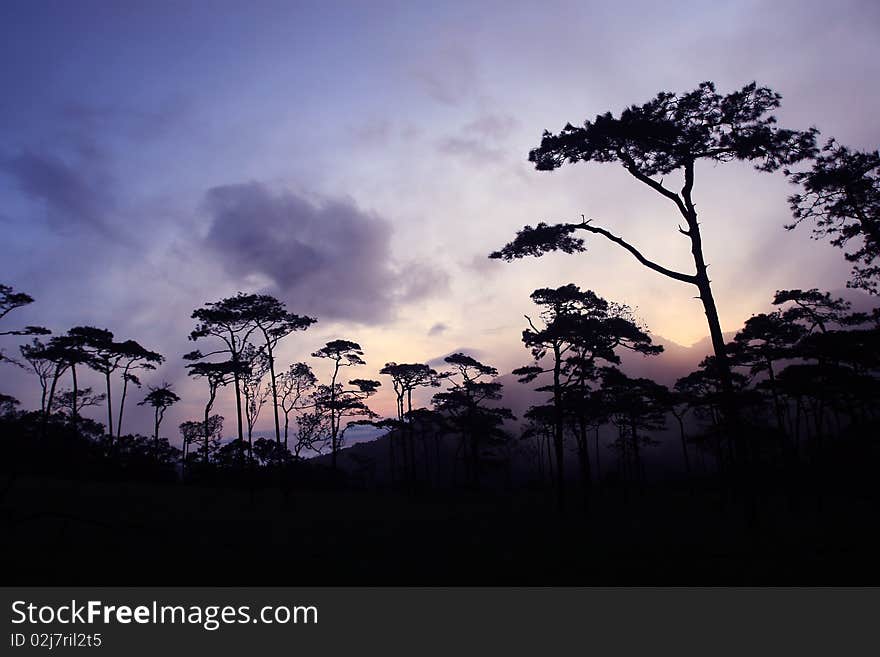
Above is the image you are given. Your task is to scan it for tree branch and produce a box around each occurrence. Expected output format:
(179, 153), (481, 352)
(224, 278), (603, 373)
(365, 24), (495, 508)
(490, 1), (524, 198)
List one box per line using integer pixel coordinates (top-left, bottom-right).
(618, 151), (689, 220)
(575, 218), (697, 285)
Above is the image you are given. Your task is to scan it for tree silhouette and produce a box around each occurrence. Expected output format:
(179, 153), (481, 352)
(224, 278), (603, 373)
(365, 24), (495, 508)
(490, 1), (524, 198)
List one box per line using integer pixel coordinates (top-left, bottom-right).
(292, 409), (329, 459)
(521, 404), (556, 484)
(189, 293), (263, 455)
(277, 362), (317, 448)
(675, 357), (751, 472)
(786, 139), (880, 294)
(432, 353), (513, 488)
(243, 294), (316, 445)
(185, 357), (239, 465)
(112, 340), (164, 440)
(772, 288), (854, 335)
(598, 367), (667, 494)
(60, 326), (122, 437)
(0, 284), (50, 365)
(311, 340), (380, 470)
(492, 81), (817, 461)
(139, 383), (180, 456)
(312, 378), (380, 470)
(253, 436), (293, 468)
(240, 343), (271, 457)
(36, 328), (101, 434)
(27, 339), (70, 427)
(56, 386), (106, 417)
(728, 311), (806, 434)
(19, 338), (55, 414)
(180, 414), (223, 468)
(380, 362), (441, 485)
(655, 385), (694, 482)
(513, 285), (661, 508)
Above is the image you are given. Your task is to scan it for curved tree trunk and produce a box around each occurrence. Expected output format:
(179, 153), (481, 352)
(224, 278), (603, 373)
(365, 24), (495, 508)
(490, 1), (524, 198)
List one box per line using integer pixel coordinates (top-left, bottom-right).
(117, 369), (131, 441)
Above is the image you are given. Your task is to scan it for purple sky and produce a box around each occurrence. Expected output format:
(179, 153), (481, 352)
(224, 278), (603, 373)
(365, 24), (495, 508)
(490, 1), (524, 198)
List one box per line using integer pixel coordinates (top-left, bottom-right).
(1, 0), (878, 438)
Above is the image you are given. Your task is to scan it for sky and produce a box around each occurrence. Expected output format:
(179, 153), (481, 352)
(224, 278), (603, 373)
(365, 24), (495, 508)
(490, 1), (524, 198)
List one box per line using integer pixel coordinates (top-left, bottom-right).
(1, 0), (879, 439)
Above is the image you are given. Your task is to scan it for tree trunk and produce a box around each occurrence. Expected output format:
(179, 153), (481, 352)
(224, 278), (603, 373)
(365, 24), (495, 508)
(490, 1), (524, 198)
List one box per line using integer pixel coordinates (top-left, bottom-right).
(552, 342), (565, 511)
(153, 407), (160, 456)
(681, 161), (743, 467)
(104, 371), (114, 438)
(674, 412), (691, 478)
(264, 338), (282, 444)
(42, 364), (62, 438)
(117, 368), (130, 440)
(204, 388), (216, 466)
(229, 331), (245, 466)
(71, 364), (79, 433)
(577, 416), (591, 510)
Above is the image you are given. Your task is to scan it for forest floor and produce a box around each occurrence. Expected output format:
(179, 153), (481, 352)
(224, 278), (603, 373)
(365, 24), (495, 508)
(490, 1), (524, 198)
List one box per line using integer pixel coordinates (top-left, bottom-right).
(2, 473), (880, 584)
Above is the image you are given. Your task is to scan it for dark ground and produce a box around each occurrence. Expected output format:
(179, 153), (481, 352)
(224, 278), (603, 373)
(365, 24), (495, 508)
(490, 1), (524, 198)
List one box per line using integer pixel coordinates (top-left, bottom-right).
(3, 473), (880, 585)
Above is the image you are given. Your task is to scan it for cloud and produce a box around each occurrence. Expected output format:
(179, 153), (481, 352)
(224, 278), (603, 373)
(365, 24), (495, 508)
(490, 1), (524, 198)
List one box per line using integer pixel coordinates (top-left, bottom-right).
(427, 322), (448, 336)
(436, 113), (519, 163)
(59, 98), (188, 140)
(0, 150), (116, 235)
(463, 253), (505, 276)
(397, 261), (450, 303)
(412, 46), (480, 106)
(203, 182), (447, 323)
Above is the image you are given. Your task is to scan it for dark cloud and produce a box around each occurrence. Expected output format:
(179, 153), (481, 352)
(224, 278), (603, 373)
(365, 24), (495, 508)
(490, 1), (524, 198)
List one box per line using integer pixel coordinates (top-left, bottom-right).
(203, 182), (447, 323)
(427, 322), (448, 336)
(1, 150), (116, 235)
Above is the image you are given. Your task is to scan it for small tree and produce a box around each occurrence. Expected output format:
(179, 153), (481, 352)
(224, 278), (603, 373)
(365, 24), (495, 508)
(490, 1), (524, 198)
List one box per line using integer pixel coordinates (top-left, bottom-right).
(113, 340), (163, 440)
(772, 288), (854, 335)
(311, 378), (380, 470)
(185, 357), (239, 465)
(513, 285), (661, 509)
(189, 293), (263, 454)
(379, 362), (441, 484)
(139, 383), (180, 456)
(728, 311), (805, 433)
(180, 415), (223, 468)
(240, 344), (270, 457)
(598, 367), (667, 493)
(277, 362), (317, 448)
(56, 386), (106, 418)
(311, 340), (381, 470)
(432, 353), (513, 488)
(62, 326), (121, 436)
(39, 329), (98, 433)
(19, 338), (55, 414)
(0, 284), (50, 365)
(292, 409), (330, 459)
(246, 294), (316, 444)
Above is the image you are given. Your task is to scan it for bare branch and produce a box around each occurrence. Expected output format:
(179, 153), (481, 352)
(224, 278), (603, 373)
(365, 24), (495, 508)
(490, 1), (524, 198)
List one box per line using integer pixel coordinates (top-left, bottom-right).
(575, 218), (697, 285)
